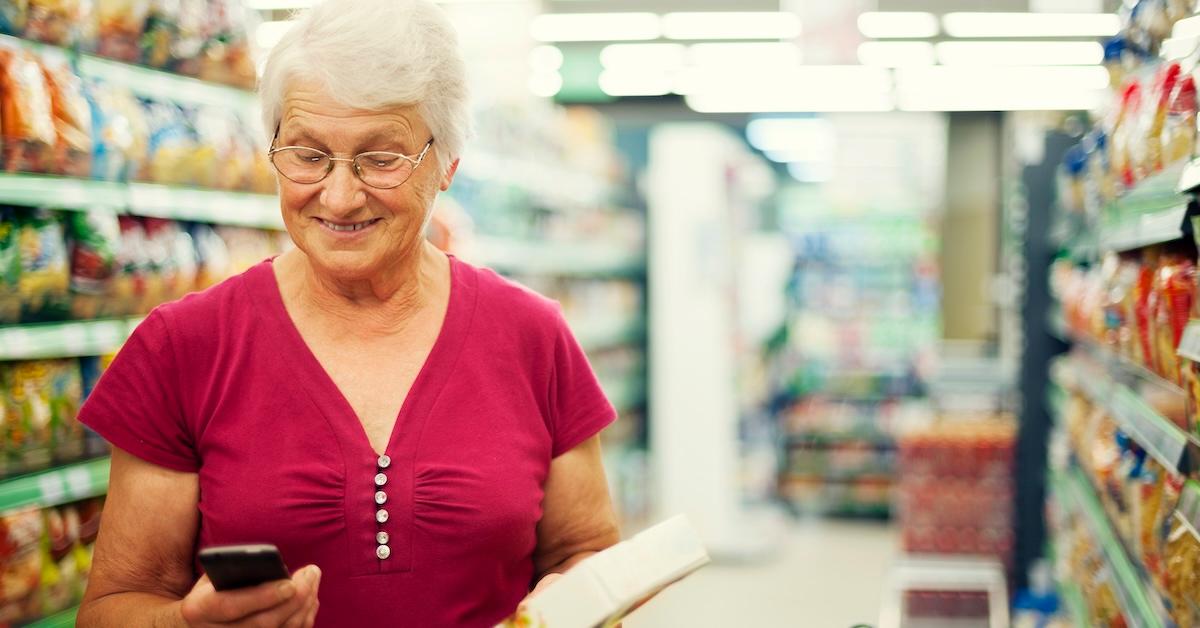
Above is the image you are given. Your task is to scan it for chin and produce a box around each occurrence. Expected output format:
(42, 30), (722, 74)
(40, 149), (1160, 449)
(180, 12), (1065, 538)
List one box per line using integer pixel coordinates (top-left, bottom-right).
(308, 249), (386, 280)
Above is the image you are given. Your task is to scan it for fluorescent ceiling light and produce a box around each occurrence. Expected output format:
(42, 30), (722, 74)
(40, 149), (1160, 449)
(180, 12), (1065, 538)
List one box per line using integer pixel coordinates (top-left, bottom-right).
(255, 20), (294, 49)
(746, 118), (835, 156)
(684, 66), (893, 112)
(936, 41), (1103, 65)
(528, 45), (564, 72)
(1172, 15), (1200, 40)
(600, 43), (687, 70)
(896, 65), (1108, 110)
(598, 70), (671, 97)
(527, 71), (563, 98)
(942, 12), (1120, 38)
(530, 12), (660, 42)
(857, 41), (935, 67)
(857, 12), (939, 39)
(661, 12), (801, 40)
(1031, 0), (1102, 11)
(688, 42), (801, 69)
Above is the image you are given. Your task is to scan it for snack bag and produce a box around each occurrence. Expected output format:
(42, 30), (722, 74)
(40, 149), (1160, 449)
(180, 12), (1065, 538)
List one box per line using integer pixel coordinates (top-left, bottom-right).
(110, 216), (148, 316)
(0, 208), (21, 325)
(1164, 514), (1200, 628)
(189, 222), (230, 291)
(7, 361), (54, 473)
(1145, 63), (1182, 174)
(24, 0), (87, 46)
(0, 508), (44, 623)
(0, 0), (29, 36)
(198, 0), (257, 89)
(38, 504), (78, 615)
(16, 210), (69, 323)
(85, 79), (148, 182)
(67, 209), (120, 319)
(46, 360), (83, 464)
(90, 0), (152, 62)
(141, 100), (195, 185)
(1163, 74), (1197, 167)
(40, 50), (93, 177)
(1152, 257), (1197, 383)
(0, 44), (56, 174)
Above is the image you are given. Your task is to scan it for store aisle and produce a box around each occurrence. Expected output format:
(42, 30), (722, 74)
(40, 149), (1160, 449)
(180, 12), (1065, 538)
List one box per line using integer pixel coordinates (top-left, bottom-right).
(627, 519), (900, 628)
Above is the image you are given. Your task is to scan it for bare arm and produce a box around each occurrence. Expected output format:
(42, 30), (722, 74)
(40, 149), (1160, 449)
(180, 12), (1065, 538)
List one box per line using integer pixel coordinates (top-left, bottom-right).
(531, 435), (621, 582)
(77, 448), (321, 628)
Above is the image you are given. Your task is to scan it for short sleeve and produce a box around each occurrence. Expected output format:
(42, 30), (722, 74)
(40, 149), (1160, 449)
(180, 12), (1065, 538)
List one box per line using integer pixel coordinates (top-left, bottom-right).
(78, 309), (199, 472)
(548, 307), (617, 457)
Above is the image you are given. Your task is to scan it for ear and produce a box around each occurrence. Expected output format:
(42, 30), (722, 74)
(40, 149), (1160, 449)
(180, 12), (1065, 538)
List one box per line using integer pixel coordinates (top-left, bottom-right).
(440, 158), (461, 192)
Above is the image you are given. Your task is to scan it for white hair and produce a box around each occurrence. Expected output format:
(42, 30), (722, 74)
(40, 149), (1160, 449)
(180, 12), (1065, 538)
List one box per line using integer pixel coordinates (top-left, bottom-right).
(259, 0), (471, 173)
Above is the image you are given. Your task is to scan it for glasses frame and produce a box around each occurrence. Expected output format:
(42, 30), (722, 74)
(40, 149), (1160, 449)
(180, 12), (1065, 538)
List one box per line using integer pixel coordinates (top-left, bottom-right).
(267, 136), (435, 190)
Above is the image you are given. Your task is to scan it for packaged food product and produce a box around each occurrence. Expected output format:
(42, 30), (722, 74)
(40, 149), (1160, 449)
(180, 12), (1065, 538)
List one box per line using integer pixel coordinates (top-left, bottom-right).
(23, 0), (87, 47)
(40, 50), (93, 178)
(197, 0), (257, 89)
(67, 209), (120, 319)
(1144, 63), (1181, 175)
(0, 1), (29, 36)
(90, 0), (152, 63)
(6, 361), (54, 474)
(189, 222), (231, 290)
(0, 44), (56, 174)
(110, 216), (149, 316)
(85, 79), (148, 182)
(46, 359), (83, 463)
(0, 508), (44, 623)
(141, 100), (196, 185)
(1163, 74), (1197, 167)
(0, 208), (21, 324)
(1151, 256), (1196, 383)
(1164, 515), (1200, 628)
(1059, 145), (1088, 215)
(16, 210), (69, 322)
(1112, 81), (1144, 190)
(38, 504), (79, 615)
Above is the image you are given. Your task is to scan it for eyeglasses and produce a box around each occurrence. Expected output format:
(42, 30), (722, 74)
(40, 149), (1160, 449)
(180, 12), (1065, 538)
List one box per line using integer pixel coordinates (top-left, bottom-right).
(267, 138), (435, 189)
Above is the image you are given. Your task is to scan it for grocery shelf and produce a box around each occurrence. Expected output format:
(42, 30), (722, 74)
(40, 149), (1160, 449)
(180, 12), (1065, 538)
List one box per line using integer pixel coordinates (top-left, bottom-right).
(0, 457), (110, 513)
(26, 606), (78, 628)
(1173, 480), (1200, 539)
(1058, 467), (1169, 628)
(127, 183), (282, 230)
(0, 174), (282, 230)
(470, 236), (645, 277)
(76, 54), (257, 110)
(1055, 355), (1189, 473)
(573, 314), (645, 353)
(459, 150), (617, 211)
(0, 317), (141, 361)
(785, 431), (894, 449)
(1059, 582), (1090, 628)
(1100, 161), (1192, 253)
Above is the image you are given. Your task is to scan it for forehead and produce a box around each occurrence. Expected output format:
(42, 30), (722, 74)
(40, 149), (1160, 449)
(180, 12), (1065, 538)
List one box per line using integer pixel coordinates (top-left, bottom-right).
(279, 80), (425, 140)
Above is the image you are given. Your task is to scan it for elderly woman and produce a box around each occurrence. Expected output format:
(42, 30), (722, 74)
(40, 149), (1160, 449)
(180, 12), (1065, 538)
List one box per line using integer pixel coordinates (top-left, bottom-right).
(74, 1), (620, 626)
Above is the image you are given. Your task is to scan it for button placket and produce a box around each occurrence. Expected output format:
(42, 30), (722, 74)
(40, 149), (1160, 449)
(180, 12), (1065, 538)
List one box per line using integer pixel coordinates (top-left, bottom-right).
(374, 456), (391, 561)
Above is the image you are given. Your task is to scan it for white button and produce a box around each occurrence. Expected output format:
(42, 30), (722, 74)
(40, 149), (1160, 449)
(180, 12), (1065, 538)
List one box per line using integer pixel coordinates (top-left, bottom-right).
(377, 455), (391, 469)
(376, 531), (390, 544)
(376, 509), (389, 524)
(374, 473), (387, 487)
(376, 545), (391, 560)
(375, 491), (387, 505)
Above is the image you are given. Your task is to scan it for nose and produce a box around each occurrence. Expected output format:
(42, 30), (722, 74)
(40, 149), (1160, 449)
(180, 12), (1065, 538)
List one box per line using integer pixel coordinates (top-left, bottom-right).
(319, 159), (367, 217)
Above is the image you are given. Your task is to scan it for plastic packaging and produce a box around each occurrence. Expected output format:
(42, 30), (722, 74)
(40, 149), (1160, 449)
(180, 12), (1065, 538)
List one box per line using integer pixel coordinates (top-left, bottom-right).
(16, 210), (69, 322)
(0, 44), (56, 174)
(40, 50), (93, 177)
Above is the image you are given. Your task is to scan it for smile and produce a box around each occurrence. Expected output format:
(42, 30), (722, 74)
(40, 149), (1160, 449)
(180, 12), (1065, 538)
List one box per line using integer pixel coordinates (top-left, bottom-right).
(318, 218), (381, 232)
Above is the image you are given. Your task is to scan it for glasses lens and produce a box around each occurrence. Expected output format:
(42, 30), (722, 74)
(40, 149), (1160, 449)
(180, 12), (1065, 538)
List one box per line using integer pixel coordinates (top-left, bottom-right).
(271, 147), (330, 183)
(355, 152), (416, 188)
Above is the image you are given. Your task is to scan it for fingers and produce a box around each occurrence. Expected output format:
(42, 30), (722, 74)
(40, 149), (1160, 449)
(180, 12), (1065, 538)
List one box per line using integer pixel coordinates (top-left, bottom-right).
(181, 575), (296, 624)
(280, 566), (322, 628)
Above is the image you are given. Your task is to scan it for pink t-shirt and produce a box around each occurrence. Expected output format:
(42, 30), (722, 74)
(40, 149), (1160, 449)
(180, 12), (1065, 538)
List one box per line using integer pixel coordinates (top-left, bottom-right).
(79, 255), (617, 627)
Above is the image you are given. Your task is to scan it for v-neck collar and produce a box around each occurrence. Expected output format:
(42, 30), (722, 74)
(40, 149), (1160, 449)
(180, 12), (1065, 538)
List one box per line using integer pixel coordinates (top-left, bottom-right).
(253, 254), (476, 460)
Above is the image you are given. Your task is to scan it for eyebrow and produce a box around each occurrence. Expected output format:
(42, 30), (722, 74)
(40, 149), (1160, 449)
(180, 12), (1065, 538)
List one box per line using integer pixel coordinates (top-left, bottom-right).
(279, 122), (419, 153)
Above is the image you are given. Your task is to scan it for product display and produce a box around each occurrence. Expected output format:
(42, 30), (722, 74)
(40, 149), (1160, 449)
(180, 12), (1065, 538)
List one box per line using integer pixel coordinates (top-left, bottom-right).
(0, 497), (103, 624)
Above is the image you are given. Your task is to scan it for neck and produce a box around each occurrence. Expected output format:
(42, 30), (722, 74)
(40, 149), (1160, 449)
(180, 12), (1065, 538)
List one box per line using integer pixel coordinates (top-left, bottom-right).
(287, 242), (447, 337)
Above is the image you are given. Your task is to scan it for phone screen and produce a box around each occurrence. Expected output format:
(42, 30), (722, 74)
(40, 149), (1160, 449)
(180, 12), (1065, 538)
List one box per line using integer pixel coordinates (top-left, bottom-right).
(198, 544), (291, 591)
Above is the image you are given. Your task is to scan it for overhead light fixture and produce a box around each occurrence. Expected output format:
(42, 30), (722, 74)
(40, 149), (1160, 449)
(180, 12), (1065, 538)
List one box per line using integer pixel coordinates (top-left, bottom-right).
(528, 45), (564, 72)
(936, 41), (1103, 65)
(684, 66), (893, 112)
(598, 70), (672, 97)
(857, 41), (935, 67)
(942, 12), (1120, 38)
(857, 12), (939, 39)
(661, 12), (801, 40)
(255, 20), (294, 49)
(527, 71), (563, 98)
(787, 161), (834, 183)
(896, 65), (1108, 110)
(687, 42), (801, 69)
(600, 43), (687, 70)
(530, 12), (660, 42)
(746, 118), (835, 156)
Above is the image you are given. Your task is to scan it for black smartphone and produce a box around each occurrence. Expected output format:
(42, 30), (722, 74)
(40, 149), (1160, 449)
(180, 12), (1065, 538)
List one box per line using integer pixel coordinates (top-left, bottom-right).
(198, 544), (291, 591)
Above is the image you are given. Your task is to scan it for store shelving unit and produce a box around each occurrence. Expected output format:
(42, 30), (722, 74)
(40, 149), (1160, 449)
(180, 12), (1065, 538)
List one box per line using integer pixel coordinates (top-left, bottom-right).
(469, 236), (645, 278)
(0, 457), (110, 513)
(26, 606), (78, 628)
(0, 318), (141, 361)
(1053, 468), (1170, 628)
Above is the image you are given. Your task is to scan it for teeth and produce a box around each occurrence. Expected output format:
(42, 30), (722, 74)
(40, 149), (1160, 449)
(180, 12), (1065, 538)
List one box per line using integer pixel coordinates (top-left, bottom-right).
(322, 219), (375, 232)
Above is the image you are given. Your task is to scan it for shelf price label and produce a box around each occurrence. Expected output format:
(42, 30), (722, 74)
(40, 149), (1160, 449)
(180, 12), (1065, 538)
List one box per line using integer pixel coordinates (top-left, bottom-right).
(1111, 387), (1188, 472)
(1179, 320), (1200, 362)
(36, 472), (66, 506)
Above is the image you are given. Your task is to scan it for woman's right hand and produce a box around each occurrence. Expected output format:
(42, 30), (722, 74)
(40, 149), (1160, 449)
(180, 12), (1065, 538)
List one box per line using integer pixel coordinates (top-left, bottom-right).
(180, 564), (321, 628)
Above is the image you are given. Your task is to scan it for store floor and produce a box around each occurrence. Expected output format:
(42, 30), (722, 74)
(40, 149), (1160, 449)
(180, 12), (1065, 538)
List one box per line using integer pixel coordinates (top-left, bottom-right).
(626, 518), (899, 628)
